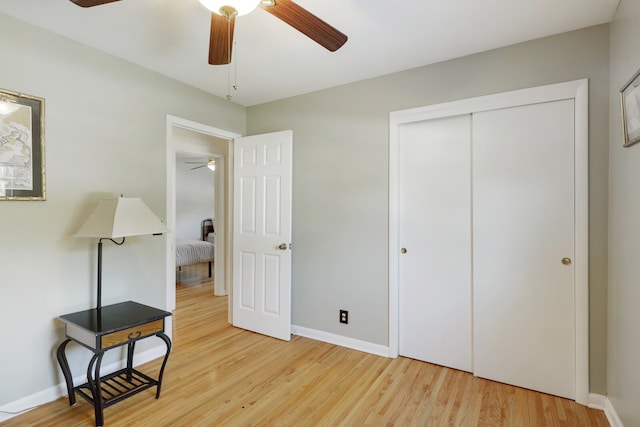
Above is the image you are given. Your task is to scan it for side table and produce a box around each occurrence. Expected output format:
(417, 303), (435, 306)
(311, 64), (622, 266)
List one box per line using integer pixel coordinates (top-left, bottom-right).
(56, 301), (172, 426)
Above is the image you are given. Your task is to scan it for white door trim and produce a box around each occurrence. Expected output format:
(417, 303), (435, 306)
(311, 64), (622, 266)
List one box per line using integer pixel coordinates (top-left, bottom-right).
(388, 79), (589, 405)
(165, 114), (241, 315)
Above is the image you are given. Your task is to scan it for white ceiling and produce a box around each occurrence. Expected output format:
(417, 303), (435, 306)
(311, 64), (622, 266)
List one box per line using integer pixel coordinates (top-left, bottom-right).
(0, 0), (619, 106)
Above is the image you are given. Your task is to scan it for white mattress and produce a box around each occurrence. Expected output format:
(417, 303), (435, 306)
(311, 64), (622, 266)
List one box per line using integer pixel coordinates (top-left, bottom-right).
(176, 239), (215, 267)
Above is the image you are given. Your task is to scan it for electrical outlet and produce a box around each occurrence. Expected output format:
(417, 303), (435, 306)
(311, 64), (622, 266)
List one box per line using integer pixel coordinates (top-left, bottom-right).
(339, 310), (349, 324)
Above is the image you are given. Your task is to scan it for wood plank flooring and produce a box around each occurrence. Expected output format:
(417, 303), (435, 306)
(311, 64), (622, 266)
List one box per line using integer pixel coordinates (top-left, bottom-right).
(2, 263), (609, 426)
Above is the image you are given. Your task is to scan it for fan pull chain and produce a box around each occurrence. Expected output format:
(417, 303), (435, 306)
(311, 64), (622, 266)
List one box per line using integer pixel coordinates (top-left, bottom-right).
(226, 16), (233, 101)
(233, 40), (238, 91)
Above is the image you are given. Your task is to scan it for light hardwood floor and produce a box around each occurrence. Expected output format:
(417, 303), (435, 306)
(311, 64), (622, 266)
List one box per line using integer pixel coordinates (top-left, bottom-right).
(3, 263), (608, 426)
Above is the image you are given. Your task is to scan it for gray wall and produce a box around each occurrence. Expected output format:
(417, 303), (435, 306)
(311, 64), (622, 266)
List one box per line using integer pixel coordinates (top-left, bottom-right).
(247, 24), (610, 394)
(175, 157), (215, 241)
(608, 1), (640, 425)
(0, 12), (244, 407)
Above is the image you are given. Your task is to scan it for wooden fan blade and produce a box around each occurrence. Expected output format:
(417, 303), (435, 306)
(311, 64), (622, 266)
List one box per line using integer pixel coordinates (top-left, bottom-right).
(69, 0), (120, 7)
(261, 0), (347, 52)
(209, 13), (235, 65)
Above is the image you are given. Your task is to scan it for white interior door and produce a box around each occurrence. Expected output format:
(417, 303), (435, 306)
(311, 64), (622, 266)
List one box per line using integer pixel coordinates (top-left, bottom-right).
(398, 115), (472, 372)
(472, 100), (575, 399)
(233, 130), (292, 341)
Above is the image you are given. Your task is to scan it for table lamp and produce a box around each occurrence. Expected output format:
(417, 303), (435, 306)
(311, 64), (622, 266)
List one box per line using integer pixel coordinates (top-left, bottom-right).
(75, 196), (169, 310)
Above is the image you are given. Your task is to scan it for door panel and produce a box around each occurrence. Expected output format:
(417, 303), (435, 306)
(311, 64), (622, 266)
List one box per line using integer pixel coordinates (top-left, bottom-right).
(472, 100), (575, 399)
(233, 130), (292, 341)
(239, 176), (257, 234)
(398, 114), (472, 372)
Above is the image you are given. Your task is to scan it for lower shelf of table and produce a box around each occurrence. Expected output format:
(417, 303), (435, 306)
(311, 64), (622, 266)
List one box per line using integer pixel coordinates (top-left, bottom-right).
(75, 368), (159, 408)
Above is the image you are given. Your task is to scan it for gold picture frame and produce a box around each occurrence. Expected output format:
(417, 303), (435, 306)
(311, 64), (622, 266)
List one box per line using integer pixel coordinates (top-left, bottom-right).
(0, 88), (46, 200)
(621, 68), (640, 147)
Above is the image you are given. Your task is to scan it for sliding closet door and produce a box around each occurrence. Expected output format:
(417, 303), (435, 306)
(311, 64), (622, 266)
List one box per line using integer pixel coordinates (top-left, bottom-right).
(398, 115), (472, 372)
(472, 100), (575, 399)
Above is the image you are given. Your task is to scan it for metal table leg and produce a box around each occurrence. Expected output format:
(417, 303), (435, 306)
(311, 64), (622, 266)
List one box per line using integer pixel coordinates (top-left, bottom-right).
(86, 352), (105, 427)
(155, 333), (172, 398)
(56, 339), (76, 406)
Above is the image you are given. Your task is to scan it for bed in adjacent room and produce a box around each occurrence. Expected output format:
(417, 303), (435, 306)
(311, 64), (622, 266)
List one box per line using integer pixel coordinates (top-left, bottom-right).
(176, 219), (215, 277)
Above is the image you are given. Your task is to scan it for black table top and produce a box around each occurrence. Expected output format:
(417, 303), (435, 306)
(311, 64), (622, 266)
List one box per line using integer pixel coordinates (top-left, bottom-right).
(59, 301), (171, 334)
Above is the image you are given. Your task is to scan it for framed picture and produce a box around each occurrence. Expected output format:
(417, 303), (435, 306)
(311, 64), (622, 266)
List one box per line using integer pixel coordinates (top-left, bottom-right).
(621, 68), (640, 147)
(0, 88), (46, 200)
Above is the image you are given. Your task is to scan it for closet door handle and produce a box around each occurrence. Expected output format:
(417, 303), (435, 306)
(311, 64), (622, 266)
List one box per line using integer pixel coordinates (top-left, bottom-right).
(561, 257), (572, 265)
(401, 248), (407, 254)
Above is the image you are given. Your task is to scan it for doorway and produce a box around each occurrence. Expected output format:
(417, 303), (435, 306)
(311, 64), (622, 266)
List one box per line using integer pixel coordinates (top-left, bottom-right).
(165, 115), (240, 318)
(174, 151), (218, 285)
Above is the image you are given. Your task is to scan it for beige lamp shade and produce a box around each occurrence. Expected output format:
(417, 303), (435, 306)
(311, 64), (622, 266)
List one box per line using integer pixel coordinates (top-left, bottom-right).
(75, 197), (169, 238)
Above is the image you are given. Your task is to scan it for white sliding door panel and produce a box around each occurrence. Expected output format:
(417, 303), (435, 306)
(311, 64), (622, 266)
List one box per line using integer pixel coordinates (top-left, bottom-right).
(472, 100), (575, 399)
(398, 114), (472, 372)
(233, 131), (292, 341)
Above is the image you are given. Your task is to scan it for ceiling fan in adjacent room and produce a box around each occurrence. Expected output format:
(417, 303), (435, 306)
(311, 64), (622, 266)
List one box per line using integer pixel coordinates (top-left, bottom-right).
(68, 0), (348, 65)
(185, 158), (217, 171)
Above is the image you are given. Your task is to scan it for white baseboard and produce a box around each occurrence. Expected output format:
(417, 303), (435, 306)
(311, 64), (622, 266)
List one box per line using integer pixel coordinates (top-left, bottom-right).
(589, 393), (623, 427)
(588, 393), (607, 410)
(0, 345), (167, 423)
(291, 325), (391, 358)
(0, 382), (66, 423)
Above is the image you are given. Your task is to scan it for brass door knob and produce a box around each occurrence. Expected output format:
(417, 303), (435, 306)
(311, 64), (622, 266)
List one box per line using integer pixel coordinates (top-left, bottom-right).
(401, 248), (407, 254)
(278, 243), (288, 250)
(561, 257), (572, 265)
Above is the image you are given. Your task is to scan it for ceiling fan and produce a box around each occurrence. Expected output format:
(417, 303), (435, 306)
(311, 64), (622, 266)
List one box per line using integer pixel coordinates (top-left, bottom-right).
(185, 158), (217, 171)
(68, 0), (348, 65)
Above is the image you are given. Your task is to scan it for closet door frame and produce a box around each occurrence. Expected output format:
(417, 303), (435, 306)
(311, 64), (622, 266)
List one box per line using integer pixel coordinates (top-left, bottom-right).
(388, 79), (589, 405)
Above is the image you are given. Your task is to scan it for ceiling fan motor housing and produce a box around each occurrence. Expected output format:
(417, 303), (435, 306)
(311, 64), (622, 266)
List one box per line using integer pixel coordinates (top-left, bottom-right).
(199, 0), (261, 17)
